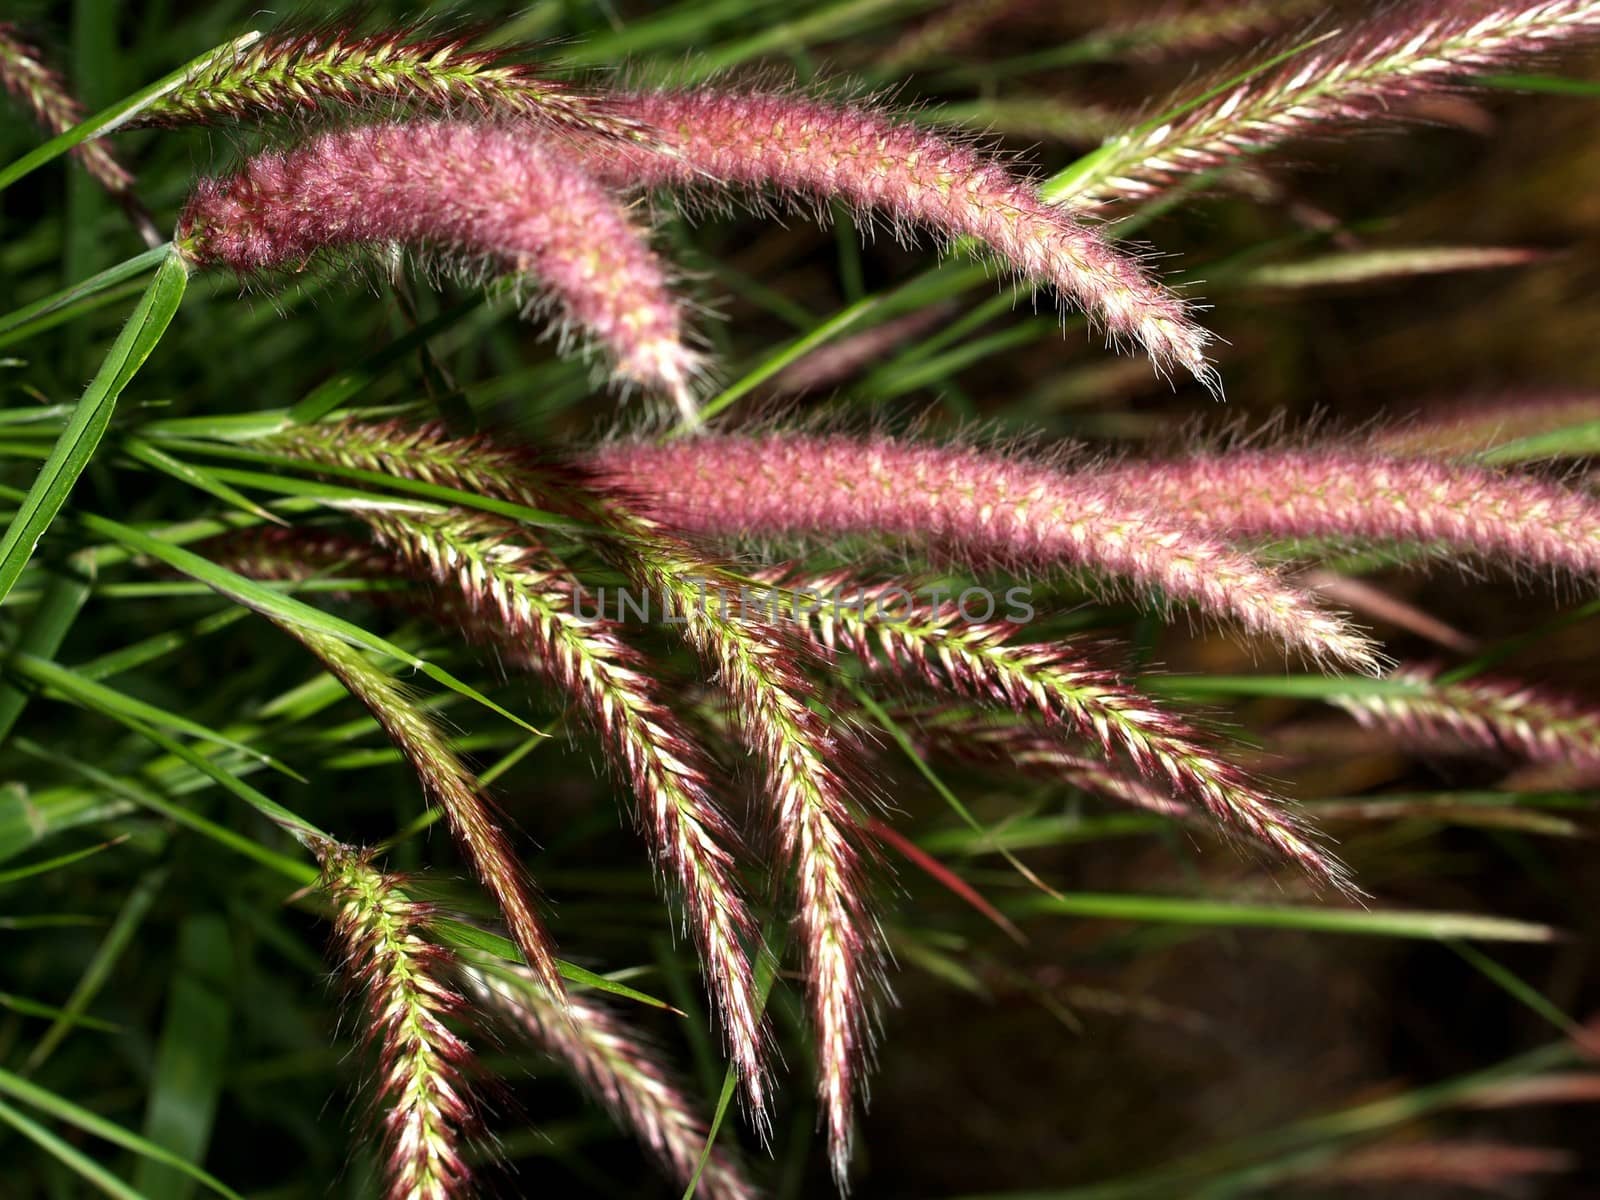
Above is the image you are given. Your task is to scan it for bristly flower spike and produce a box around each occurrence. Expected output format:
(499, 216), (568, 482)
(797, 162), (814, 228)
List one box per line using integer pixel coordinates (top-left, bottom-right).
(320, 844), (477, 1200)
(1090, 448), (1600, 583)
(462, 965), (759, 1200)
(267, 619), (567, 1007)
(587, 432), (1382, 672)
(573, 86), (1221, 392)
(0, 22), (159, 243)
(1056, 0), (1600, 207)
(257, 418), (886, 1184)
(135, 23), (647, 142)
(177, 121), (703, 422)
(778, 571), (1351, 888)
(1334, 663), (1600, 770)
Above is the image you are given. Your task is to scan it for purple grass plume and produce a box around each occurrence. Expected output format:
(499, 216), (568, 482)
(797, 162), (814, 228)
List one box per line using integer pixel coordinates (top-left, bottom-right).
(177, 121), (702, 420)
(574, 85), (1220, 391)
(1091, 448), (1600, 583)
(587, 432), (1381, 671)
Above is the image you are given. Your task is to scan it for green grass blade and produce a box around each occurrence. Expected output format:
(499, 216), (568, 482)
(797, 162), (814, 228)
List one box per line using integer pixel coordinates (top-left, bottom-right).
(0, 836), (126, 885)
(135, 914), (233, 1200)
(1012, 892), (1557, 942)
(25, 501), (544, 737)
(0, 250), (188, 607)
(0, 246), (167, 346)
(0, 1095), (148, 1200)
(0, 1067), (246, 1200)
(27, 866), (168, 1071)
(0, 565), (91, 742)
(8, 652), (302, 779)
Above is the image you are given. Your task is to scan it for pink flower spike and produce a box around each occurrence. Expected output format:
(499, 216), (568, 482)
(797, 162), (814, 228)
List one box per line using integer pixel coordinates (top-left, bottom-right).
(573, 87), (1219, 393)
(586, 432), (1380, 671)
(178, 121), (702, 419)
(1092, 449), (1600, 583)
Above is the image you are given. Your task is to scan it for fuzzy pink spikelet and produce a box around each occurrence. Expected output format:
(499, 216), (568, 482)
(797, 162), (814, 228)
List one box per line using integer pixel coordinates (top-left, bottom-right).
(178, 121), (699, 415)
(575, 87), (1219, 391)
(588, 433), (1380, 670)
(1093, 450), (1600, 581)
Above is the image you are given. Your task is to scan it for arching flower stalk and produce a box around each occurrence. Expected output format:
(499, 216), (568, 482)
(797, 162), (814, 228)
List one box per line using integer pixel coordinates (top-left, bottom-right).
(1089, 449), (1600, 582)
(265, 617), (567, 1005)
(586, 432), (1381, 671)
(320, 844), (477, 1200)
(1333, 664), (1600, 770)
(177, 122), (702, 421)
(572, 86), (1220, 391)
(1054, 0), (1600, 207)
(348, 506), (772, 1119)
(0, 22), (157, 243)
(134, 24), (643, 141)
(461, 964), (758, 1200)
(258, 417), (886, 1181)
(770, 571), (1348, 887)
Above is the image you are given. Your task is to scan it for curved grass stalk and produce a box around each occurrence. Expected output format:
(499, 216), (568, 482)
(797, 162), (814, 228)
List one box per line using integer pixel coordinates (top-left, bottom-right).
(259, 417), (883, 1180)
(261, 417), (884, 1183)
(0, 22), (156, 241)
(134, 23), (641, 140)
(352, 506), (772, 1119)
(775, 572), (1348, 887)
(587, 432), (1381, 671)
(276, 620), (566, 1006)
(1334, 663), (1600, 769)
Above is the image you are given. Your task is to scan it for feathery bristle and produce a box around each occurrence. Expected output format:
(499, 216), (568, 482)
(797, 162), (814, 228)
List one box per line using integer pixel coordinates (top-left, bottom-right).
(1091, 448), (1600, 582)
(320, 845), (476, 1200)
(1056, 0), (1600, 206)
(586, 432), (1381, 671)
(462, 965), (759, 1200)
(354, 506), (772, 1118)
(573, 86), (1220, 391)
(178, 122), (701, 410)
(136, 24), (644, 140)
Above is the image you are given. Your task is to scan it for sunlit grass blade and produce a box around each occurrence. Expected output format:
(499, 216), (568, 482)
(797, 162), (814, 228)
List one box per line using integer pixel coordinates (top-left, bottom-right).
(1012, 892), (1557, 942)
